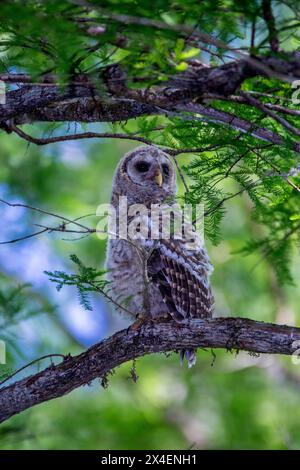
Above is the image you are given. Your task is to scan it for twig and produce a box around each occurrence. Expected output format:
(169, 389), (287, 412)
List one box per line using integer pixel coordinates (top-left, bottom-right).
(0, 227), (48, 245)
(240, 91), (300, 138)
(203, 93), (300, 117)
(252, 148), (300, 194)
(10, 124), (154, 147)
(70, 0), (293, 82)
(0, 198), (92, 231)
(176, 103), (300, 153)
(0, 354), (66, 388)
(172, 156), (189, 193)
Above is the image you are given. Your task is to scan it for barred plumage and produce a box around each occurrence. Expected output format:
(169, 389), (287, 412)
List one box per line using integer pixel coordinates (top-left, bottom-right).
(106, 146), (214, 367)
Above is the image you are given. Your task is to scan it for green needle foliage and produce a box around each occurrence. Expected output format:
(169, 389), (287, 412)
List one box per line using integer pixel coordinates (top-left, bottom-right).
(0, 1), (299, 296)
(45, 254), (109, 311)
(1, 0), (300, 450)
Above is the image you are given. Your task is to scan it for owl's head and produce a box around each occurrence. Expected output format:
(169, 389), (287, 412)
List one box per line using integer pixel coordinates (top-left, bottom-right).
(112, 146), (177, 204)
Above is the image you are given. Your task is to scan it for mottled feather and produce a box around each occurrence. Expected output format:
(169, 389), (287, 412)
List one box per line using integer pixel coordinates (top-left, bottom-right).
(106, 146), (214, 367)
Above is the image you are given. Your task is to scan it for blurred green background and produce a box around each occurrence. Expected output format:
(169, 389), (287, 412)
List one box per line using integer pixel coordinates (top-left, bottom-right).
(0, 126), (300, 450)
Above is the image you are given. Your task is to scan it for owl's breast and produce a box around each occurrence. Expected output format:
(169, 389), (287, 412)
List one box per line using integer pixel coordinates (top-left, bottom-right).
(106, 239), (146, 317)
(106, 238), (167, 318)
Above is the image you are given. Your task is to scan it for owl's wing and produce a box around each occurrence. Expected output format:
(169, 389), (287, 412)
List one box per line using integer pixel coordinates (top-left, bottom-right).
(147, 238), (214, 321)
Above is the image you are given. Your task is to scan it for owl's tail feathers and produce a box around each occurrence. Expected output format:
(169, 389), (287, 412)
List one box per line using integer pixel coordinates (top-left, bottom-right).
(179, 349), (197, 368)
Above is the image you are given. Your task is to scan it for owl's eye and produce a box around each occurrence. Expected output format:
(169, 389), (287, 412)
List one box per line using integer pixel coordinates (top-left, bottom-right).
(162, 164), (170, 177)
(135, 161), (150, 173)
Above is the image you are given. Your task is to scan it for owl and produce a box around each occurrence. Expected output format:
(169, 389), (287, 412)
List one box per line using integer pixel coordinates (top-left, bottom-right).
(106, 146), (214, 367)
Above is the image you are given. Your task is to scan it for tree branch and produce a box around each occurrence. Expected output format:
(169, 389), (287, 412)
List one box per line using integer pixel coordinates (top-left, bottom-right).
(0, 317), (299, 424)
(262, 0), (279, 52)
(203, 93), (300, 117)
(9, 123), (155, 146)
(176, 103), (300, 152)
(1, 53), (300, 127)
(70, 0), (287, 78)
(240, 90), (300, 137)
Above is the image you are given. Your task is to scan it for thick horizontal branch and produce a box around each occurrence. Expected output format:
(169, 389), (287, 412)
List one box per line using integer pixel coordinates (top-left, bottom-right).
(0, 317), (299, 424)
(15, 98), (160, 125)
(1, 53), (299, 127)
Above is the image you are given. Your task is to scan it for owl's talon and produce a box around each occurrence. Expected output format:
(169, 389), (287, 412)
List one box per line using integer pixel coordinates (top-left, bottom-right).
(131, 313), (150, 331)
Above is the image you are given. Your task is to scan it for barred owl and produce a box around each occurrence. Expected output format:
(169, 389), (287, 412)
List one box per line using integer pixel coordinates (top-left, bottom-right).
(106, 146), (214, 366)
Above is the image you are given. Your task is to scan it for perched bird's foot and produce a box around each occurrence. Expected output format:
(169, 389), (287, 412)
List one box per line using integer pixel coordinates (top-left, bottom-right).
(131, 313), (151, 331)
(155, 313), (172, 323)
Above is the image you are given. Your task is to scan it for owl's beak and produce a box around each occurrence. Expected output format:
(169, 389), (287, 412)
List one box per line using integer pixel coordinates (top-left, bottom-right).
(154, 169), (163, 187)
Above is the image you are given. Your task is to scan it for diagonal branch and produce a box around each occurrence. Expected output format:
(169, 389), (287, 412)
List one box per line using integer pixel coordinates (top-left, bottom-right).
(176, 103), (300, 152)
(203, 93), (300, 117)
(0, 317), (299, 424)
(240, 91), (300, 138)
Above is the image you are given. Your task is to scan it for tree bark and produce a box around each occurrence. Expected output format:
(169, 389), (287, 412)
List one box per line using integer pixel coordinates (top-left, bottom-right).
(1, 53), (299, 126)
(0, 317), (300, 424)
